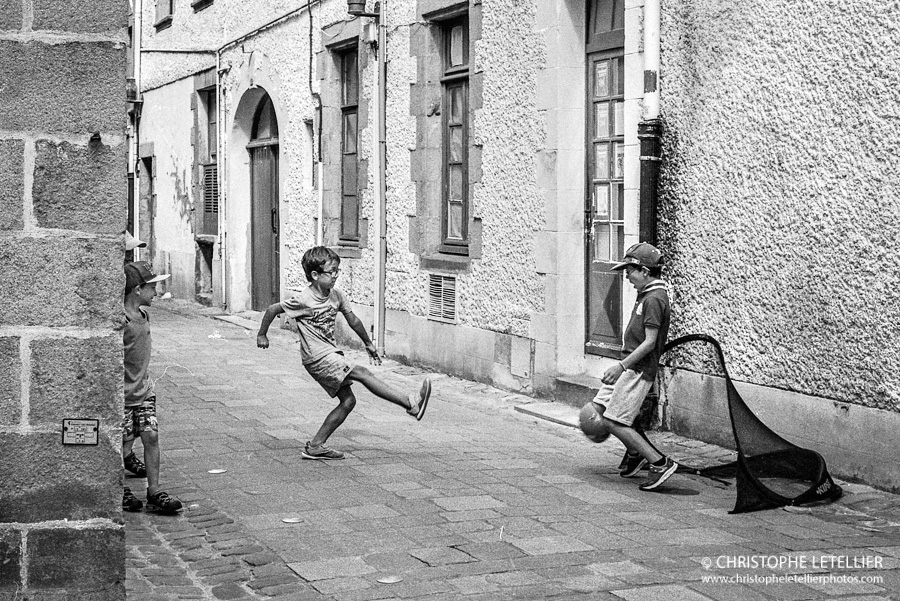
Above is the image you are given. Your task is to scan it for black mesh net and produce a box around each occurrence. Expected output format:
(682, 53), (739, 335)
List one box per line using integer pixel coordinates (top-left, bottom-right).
(663, 334), (842, 514)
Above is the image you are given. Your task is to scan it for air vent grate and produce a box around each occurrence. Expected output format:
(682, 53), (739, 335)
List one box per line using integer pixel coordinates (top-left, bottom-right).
(428, 274), (457, 322)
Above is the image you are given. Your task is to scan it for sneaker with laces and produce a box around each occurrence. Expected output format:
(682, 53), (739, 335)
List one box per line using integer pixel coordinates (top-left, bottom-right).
(619, 452), (648, 478)
(407, 378), (432, 421)
(124, 452), (147, 477)
(146, 491), (183, 514)
(301, 442), (345, 460)
(122, 487), (143, 512)
(639, 457), (679, 491)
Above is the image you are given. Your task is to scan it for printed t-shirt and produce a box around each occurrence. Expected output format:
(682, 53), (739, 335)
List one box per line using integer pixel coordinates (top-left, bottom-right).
(124, 308), (153, 407)
(622, 281), (670, 381)
(281, 286), (353, 364)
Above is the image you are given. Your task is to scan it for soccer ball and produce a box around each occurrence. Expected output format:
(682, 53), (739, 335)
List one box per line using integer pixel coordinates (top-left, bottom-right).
(579, 402), (611, 443)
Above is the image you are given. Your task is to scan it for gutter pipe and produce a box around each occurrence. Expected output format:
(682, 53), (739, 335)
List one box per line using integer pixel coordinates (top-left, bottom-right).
(374, 3), (387, 357)
(638, 0), (662, 245)
(132, 0), (142, 259)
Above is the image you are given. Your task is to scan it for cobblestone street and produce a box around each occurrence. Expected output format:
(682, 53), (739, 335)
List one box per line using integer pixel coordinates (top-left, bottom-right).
(124, 302), (900, 600)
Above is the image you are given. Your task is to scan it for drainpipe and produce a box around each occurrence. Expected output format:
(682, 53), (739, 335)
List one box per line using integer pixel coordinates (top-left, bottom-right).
(350, 1), (387, 356)
(638, 0), (661, 245)
(310, 4), (324, 246)
(216, 49), (228, 310)
(374, 3), (387, 357)
(132, 0), (142, 259)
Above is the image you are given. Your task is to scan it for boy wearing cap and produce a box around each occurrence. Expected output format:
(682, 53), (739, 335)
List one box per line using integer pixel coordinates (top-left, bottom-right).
(121, 261), (183, 513)
(591, 242), (678, 491)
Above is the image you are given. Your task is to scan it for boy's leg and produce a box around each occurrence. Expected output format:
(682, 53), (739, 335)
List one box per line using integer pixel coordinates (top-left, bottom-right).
(345, 366), (412, 410)
(136, 398), (182, 513)
(140, 428), (161, 496)
(604, 420), (663, 464)
(122, 408), (147, 477)
(309, 387), (356, 448)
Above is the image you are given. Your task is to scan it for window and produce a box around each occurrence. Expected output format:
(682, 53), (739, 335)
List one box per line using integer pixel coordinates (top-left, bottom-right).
(440, 18), (469, 254)
(340, 49), (359, 242)
(155, 0), (173, 29)
(201, 90), (218, 233)
(585, 0), (626, 355)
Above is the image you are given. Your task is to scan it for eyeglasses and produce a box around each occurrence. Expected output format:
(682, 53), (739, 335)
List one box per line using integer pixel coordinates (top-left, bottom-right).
(320, 268), (341, 277)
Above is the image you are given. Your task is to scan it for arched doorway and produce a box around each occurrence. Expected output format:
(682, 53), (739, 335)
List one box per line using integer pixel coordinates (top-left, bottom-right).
(248, 95), (280, 310)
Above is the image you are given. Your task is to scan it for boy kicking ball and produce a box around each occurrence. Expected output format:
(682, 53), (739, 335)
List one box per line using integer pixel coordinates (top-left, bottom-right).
(257, 246), (432, 459)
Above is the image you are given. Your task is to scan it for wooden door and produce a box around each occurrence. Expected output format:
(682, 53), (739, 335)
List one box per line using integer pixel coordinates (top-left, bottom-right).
(250, 144), (279, 310)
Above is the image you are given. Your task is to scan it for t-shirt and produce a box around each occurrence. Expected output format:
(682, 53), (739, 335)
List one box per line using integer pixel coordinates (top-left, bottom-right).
(622, 281), (670, 381)
(281, 286), (353, 364)
(123, 307), (153, 407)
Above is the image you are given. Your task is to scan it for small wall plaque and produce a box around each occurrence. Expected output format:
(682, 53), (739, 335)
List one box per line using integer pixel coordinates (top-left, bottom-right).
(62, 419), (99, 445)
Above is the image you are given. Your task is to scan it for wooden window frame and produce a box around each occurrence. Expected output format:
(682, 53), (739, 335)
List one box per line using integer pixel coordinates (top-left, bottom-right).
(154, 0), (173, 30)
(439, 16), (470, 255)
(339, 48), (360, 244)
(585, 0), (627, 357)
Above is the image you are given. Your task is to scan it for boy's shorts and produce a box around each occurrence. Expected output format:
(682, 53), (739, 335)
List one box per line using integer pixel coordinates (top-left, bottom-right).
(304, 351), (355, 398)
(123, 396), (158, 442)
(592, 370), (653, 427)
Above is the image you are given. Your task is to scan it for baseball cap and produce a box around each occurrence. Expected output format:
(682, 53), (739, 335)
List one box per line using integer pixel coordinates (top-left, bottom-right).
(610, 243), (664, 271)
(125, 261), (170, 285)
(125, 231), (147, 251)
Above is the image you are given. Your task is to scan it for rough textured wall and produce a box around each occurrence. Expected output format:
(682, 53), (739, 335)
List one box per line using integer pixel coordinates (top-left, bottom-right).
(140, 79), (200, 299)
(219, 7), (325, 295)
(659, 0), (900, 410)
(391, 0), (545, 336)
(465, 0), (545, 337)
(0, 0), (127, 597)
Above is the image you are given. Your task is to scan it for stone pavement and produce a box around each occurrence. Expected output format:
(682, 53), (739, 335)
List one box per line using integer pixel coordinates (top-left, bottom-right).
(125, 300), (900, 600)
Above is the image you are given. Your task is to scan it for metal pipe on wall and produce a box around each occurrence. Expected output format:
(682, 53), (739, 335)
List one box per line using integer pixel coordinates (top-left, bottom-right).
(132, 0), (142, 260)
(374, 1), (388, 356)
(216, 49), (228, 310)
(638, 0), (662, 245)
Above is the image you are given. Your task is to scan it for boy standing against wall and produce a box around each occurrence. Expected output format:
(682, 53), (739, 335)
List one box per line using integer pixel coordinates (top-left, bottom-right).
(593, 243), (678, 491)
(257, 246), (432, 460)
(122, 261), (183, 513)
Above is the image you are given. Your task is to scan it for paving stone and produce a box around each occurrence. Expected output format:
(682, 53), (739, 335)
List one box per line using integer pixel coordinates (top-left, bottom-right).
(509, 535), (595, 556)
(287, 556), (377, 581)
(409, 546), (479, 566)
(211, 582), (251, 600)
(611, 583), (715, 601)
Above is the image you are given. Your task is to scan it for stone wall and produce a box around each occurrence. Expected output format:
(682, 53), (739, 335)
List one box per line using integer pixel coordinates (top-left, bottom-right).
(0, 0), (127, 598)
(659, 0), (900, 412)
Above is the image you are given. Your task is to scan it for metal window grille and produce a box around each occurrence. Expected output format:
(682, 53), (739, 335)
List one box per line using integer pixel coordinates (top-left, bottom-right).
(428, 274), (457, 322)
(203, 164), (218, 214)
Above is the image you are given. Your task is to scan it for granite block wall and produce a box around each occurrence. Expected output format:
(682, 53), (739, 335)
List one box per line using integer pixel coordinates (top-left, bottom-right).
(0, 0), (127, 598)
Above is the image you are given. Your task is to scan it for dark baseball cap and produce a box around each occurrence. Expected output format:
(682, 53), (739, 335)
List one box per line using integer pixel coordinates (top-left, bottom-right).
(125, 261), (170, 285)
(611, 243), (664, 271)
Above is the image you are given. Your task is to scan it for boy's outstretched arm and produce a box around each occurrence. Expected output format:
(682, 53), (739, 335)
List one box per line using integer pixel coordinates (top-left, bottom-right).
(344, 311), (381, 365)
(257, 303), (286, 349)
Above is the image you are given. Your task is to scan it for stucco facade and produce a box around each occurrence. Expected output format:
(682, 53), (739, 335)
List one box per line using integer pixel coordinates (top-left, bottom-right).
(656, 0), (900, 489)
(137, 0), (900, 490)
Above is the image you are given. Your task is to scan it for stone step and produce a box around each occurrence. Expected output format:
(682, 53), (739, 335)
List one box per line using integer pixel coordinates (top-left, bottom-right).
(552, 374), (604, 408)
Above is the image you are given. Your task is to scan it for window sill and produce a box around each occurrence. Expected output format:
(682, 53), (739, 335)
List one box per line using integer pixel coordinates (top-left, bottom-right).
(154, 15), (173, 31)
(331, 245), (362, 259)
(585, 343), (623, 360)
(191, 0), (213, 11)
(420, 252), (470, 272)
